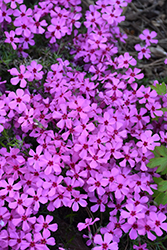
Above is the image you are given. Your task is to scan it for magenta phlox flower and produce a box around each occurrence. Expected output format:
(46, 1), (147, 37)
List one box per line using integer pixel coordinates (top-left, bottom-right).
(26, 187), (48, 211)
(30, 13), (48, 34)
(73, 130), (93, 159)
(17, 44), (29, 58)
(0, 4), (13, 23)
(47, 17), (68, 39)
(53, 86), (72, 105)
(40, 150), (61, 175)
(117, 52), (136, 68)
(50, 5), (69, 19)
(131, 107), (150, 129)
(26, 60), (44, 81)
(103, 167), (120, 192)
(100, 222), (120, 243)
(0, 177), (21, 197)
(121, 220), (143, 240)
(135, 44), (151, 59)
(123, 68), (144, 83)
(149, 212), (167, 236)
(74, 117), (95, 137)
(8, 65), (30, 87)
(89, 194), (108, 212)
(40, 230), (55, 249)
(107, 121), (127, 142)
(137, 86), (157, 104)
(18, 108), (34, 132)
(52, 188), (71, 209)
(43, 175), (63, 197)
(81, 44), (101, 64)
(0, 101), (6, 132)
(84, 6), (102, 28)
(28, 145), (43, 170)
(88, 33), (107, 50)
(70, 190), (87, 211)
(8, 230), (26, 249)
(102, 5), (124, 26)
(13, 4), (32, 19)
(52, 103), (71, 129)
(93, 233), (118, 250)
(69, 12), (81, 29)
(101, 44), (118, 62)
(9, 192), (32, 215)
(104, 77), (125, 98)
(119, 144), (138, 168)
(19, 33), (35, 49)
(8, 89), (30, 113)
(21, 232), (43, 250)
(112, 0), (128, 7)
(129, 173), (155, 195)
(4, 0), (23, 9)
(136, 130), (160, 153)
(4, 30), (20, 50)
(80, 78), (98, 99)
(159, 131), (167, 144)
(89, 63), (107, 81)
(146, 101), (163, 118)
(63, 176), (75, 195)
(61, 120), (76, 141)
(45, 30), (57, 44)
(111, 174), (129, 199)
(105, 141), (123, 159)
(66, 165), (87, 187)
(35, 215), (58, 235)
(109, 217), (125, 238)
(138, 218), (156, 240)
(0, 207), (10, 227)
(96, 0), (110, 11)
(87, 172), (108, 196)
(90, 131), (108, 151)
(98, 111), (115, 133)
(69, 96), (91, 120)
(0, 229), (9, 248)
(77, 217), (100, 231)
(121, 202), (145, 224)
(14, 16), (32, 37)
(86, 147), (107, 169)
(142, 205), (157, 220)
(135, 150), (153, 171)
(12, 207), (36, 232)
(133, 243), (148, 250)
(139, 29), (158, 46)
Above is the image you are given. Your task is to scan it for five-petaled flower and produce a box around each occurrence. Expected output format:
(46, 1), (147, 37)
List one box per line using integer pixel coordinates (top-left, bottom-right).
(8, 65), (31, 88)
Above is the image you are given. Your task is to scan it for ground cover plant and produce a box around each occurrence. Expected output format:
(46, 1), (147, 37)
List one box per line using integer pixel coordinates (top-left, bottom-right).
(0, 0), (167, 249)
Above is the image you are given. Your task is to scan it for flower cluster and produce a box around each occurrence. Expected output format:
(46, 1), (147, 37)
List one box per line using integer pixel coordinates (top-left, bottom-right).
(0, 0), (167, 249)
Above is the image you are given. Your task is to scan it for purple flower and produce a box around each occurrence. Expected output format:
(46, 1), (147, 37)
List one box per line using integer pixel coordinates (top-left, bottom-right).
(4, 30), (20, 50)
(93, 233), (118, 250)
(8, 65), (30, 87)
(77, 217), (100, 231)
(135, 44), (151, 59)
(139, 29), (158, 46)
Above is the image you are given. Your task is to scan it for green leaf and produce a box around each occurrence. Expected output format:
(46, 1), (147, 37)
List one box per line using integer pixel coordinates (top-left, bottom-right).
(154, 191), (166, 205)
(158, 180), (167, 192)
(161, 108), (167, 113)
(147, 146), (167, 173)
(150, 82), (167, 95)
(153, 177), (164, 184)
(155, 145), (167, 156)
(161, 192), (167, 205)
